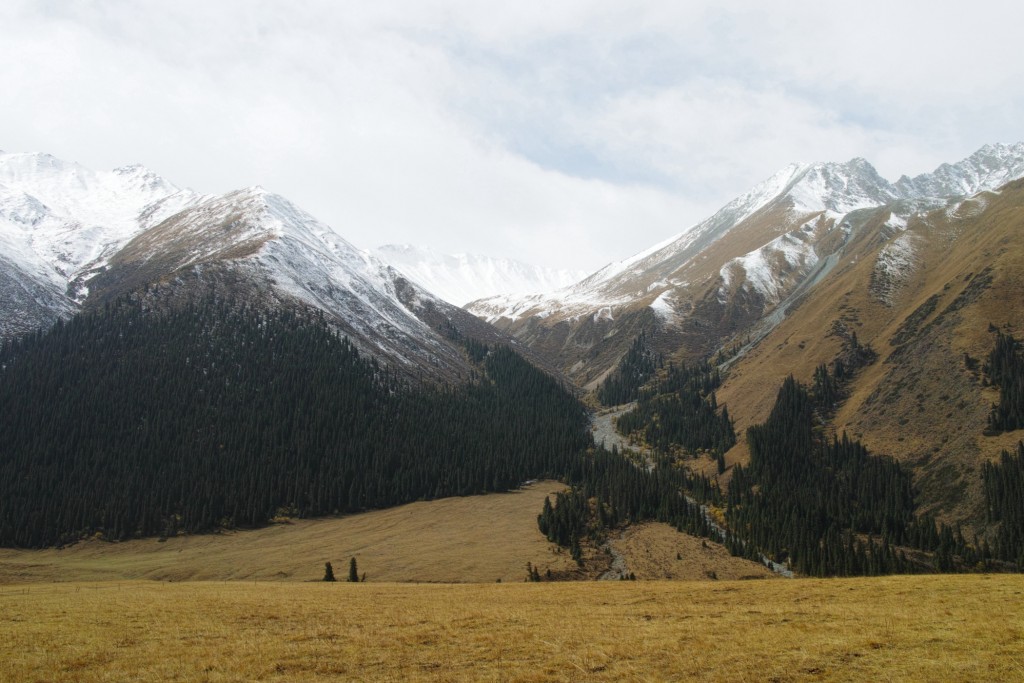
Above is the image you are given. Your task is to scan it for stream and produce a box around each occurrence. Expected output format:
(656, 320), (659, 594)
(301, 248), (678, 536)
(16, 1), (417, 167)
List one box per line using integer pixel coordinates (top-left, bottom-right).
(591, 404), (793, 578)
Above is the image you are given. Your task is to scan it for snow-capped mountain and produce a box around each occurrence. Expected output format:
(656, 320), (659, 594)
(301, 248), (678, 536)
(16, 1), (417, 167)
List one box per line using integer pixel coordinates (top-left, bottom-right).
(468, 158), (891, 323)
(895, 142), (1024, 198)
(373, 244), (587, 306)
(0, 152), (526, 381)
(0, 151), (198, 336)
(468, 143), (1024, 385)
(91, 186), (482, 374)
(0, 152), (198, 279)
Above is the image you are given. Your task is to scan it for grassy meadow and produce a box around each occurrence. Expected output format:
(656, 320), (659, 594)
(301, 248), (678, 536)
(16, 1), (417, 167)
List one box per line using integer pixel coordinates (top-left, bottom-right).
(1, 482), (1021, 681)
(1, 575), (1022, 682)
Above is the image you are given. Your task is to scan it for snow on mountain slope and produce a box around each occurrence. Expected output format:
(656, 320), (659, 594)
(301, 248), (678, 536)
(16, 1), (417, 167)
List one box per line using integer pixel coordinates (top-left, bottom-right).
(475, 144), (1024, 323)
(0, 152), (199, 335)
(373, 244), (587, 306)
(896, 142), (1024, 199)
(469, 143), (1024, 384)
(0, 151), (527, 381)
(719, 225), (821, 304)
(784, 158), (899, 214)
(468, 161), (821, 322)
(91, 186), (496, 378)
(577, 162), (812, 293)
(0, 152), (198, 283)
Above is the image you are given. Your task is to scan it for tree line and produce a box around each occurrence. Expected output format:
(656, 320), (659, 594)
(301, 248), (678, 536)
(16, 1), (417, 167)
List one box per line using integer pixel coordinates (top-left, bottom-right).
(985, 329), (1024, 432)
(0, 296), (591, 547)
(615, 359), (735, 463)
(596, 333), (658, 406)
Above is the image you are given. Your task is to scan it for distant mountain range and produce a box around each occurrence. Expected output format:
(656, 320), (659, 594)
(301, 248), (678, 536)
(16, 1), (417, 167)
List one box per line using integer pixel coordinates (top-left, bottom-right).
(468, 142), (1024, 386)
(0, 151), (519, 381)
(373, 244), (586, 307)
(3, 141), (1024, 555)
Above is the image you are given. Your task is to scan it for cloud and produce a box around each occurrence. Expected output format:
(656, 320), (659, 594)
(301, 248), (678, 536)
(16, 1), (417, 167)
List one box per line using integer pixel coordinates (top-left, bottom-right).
(1, 1), (1022, 272)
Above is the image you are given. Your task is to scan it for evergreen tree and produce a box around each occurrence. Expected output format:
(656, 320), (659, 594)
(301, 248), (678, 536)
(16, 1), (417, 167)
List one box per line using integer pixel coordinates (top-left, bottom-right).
(323, 561), (336, 582)
(982, 442), (1024, 566)
(348, 557), (359, 583)
(615, 359), (734, 457)
(985, 331), (1024, 433)
(596, 333), (656, 406)
(0, 295), (593, 548)
(726, 374), (935, 576)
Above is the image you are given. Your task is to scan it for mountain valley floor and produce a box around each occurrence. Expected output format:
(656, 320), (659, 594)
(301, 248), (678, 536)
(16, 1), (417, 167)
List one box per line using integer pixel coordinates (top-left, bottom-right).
(2, 575), (1021, 682)
(1, 482), (1021, 681)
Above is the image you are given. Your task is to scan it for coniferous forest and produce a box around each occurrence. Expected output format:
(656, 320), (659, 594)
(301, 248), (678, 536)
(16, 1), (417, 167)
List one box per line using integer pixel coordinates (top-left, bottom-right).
(615, 359), (735, 458)
(537, 444), (724, 563)
(986, 329), (1024, 432)
(0, 296), (590, 547)
(727, 373), (984, 576)
(2, 296), (1018, 577)
(982, 442), (1024, 565)
(596, 333), (657, 406)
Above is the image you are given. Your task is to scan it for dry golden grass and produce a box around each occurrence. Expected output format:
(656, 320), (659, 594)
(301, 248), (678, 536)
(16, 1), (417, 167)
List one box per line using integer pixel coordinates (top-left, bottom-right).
(1, 575), (1021, 682)
(0, 482), (577, 584)
(609, 522), (775, 581)
(0, 481), (774, 587)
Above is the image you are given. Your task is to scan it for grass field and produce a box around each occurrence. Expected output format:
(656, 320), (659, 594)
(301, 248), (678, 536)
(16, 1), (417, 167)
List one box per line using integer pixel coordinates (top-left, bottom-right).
(0, 482), (578, 584)
(0, 482), (773, 585)
(1, 575), (1021, 682)
(2, 483), (1020, 680)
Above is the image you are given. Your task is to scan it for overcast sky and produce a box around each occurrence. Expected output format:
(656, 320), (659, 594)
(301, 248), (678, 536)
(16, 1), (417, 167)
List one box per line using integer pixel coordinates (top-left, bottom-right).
(2, 1), (1022, 272)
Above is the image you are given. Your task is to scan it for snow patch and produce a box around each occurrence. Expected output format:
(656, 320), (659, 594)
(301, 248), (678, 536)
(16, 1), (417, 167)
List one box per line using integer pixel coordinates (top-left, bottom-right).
(649, 290), (677, 322)
(719, 230), (819, 303)
(871, 232), (918, 306)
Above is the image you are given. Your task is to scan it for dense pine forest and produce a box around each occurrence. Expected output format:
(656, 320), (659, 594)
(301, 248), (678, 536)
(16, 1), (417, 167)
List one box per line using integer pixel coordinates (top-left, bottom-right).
(0, 297), (590, 548)
(615, 360), (735, 462)
(596, 333), (658, 406)
(727, 372), (985, 576)
(986, 329), (1024, 432)
(982, 442), (1024, 565)
(537, 444), (724, 565)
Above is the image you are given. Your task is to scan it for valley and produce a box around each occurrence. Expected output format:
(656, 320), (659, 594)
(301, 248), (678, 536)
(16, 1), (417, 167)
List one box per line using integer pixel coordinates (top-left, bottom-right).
(0, 481), (775, 585)
(3, 143), (1024, 586)
(6, 4), (1024, 682)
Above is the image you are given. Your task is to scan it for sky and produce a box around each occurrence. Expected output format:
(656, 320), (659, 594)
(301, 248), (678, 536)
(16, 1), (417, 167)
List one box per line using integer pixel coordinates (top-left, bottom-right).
(2, 1), (1022, 272)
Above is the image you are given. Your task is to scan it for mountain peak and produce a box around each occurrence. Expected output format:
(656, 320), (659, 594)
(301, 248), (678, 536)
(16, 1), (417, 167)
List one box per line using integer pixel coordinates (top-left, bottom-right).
(895, 141), (1024, 199)
(782, 156), (895, 215)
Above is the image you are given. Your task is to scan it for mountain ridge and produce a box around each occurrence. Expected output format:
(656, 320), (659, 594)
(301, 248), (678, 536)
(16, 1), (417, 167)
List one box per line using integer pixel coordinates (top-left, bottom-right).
(467, 143), (1024, 388)
(0, 153), (541, 381)
(374, 243), (587, 307)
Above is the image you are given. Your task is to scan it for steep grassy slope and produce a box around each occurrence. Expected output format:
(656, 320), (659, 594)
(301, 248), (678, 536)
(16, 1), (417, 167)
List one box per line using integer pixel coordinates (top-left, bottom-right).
(716, 180), (1024, 528)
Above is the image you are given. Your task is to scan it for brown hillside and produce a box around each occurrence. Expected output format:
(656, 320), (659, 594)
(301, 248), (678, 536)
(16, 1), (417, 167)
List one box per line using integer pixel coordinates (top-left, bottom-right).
(716, 181), (1024, 527)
